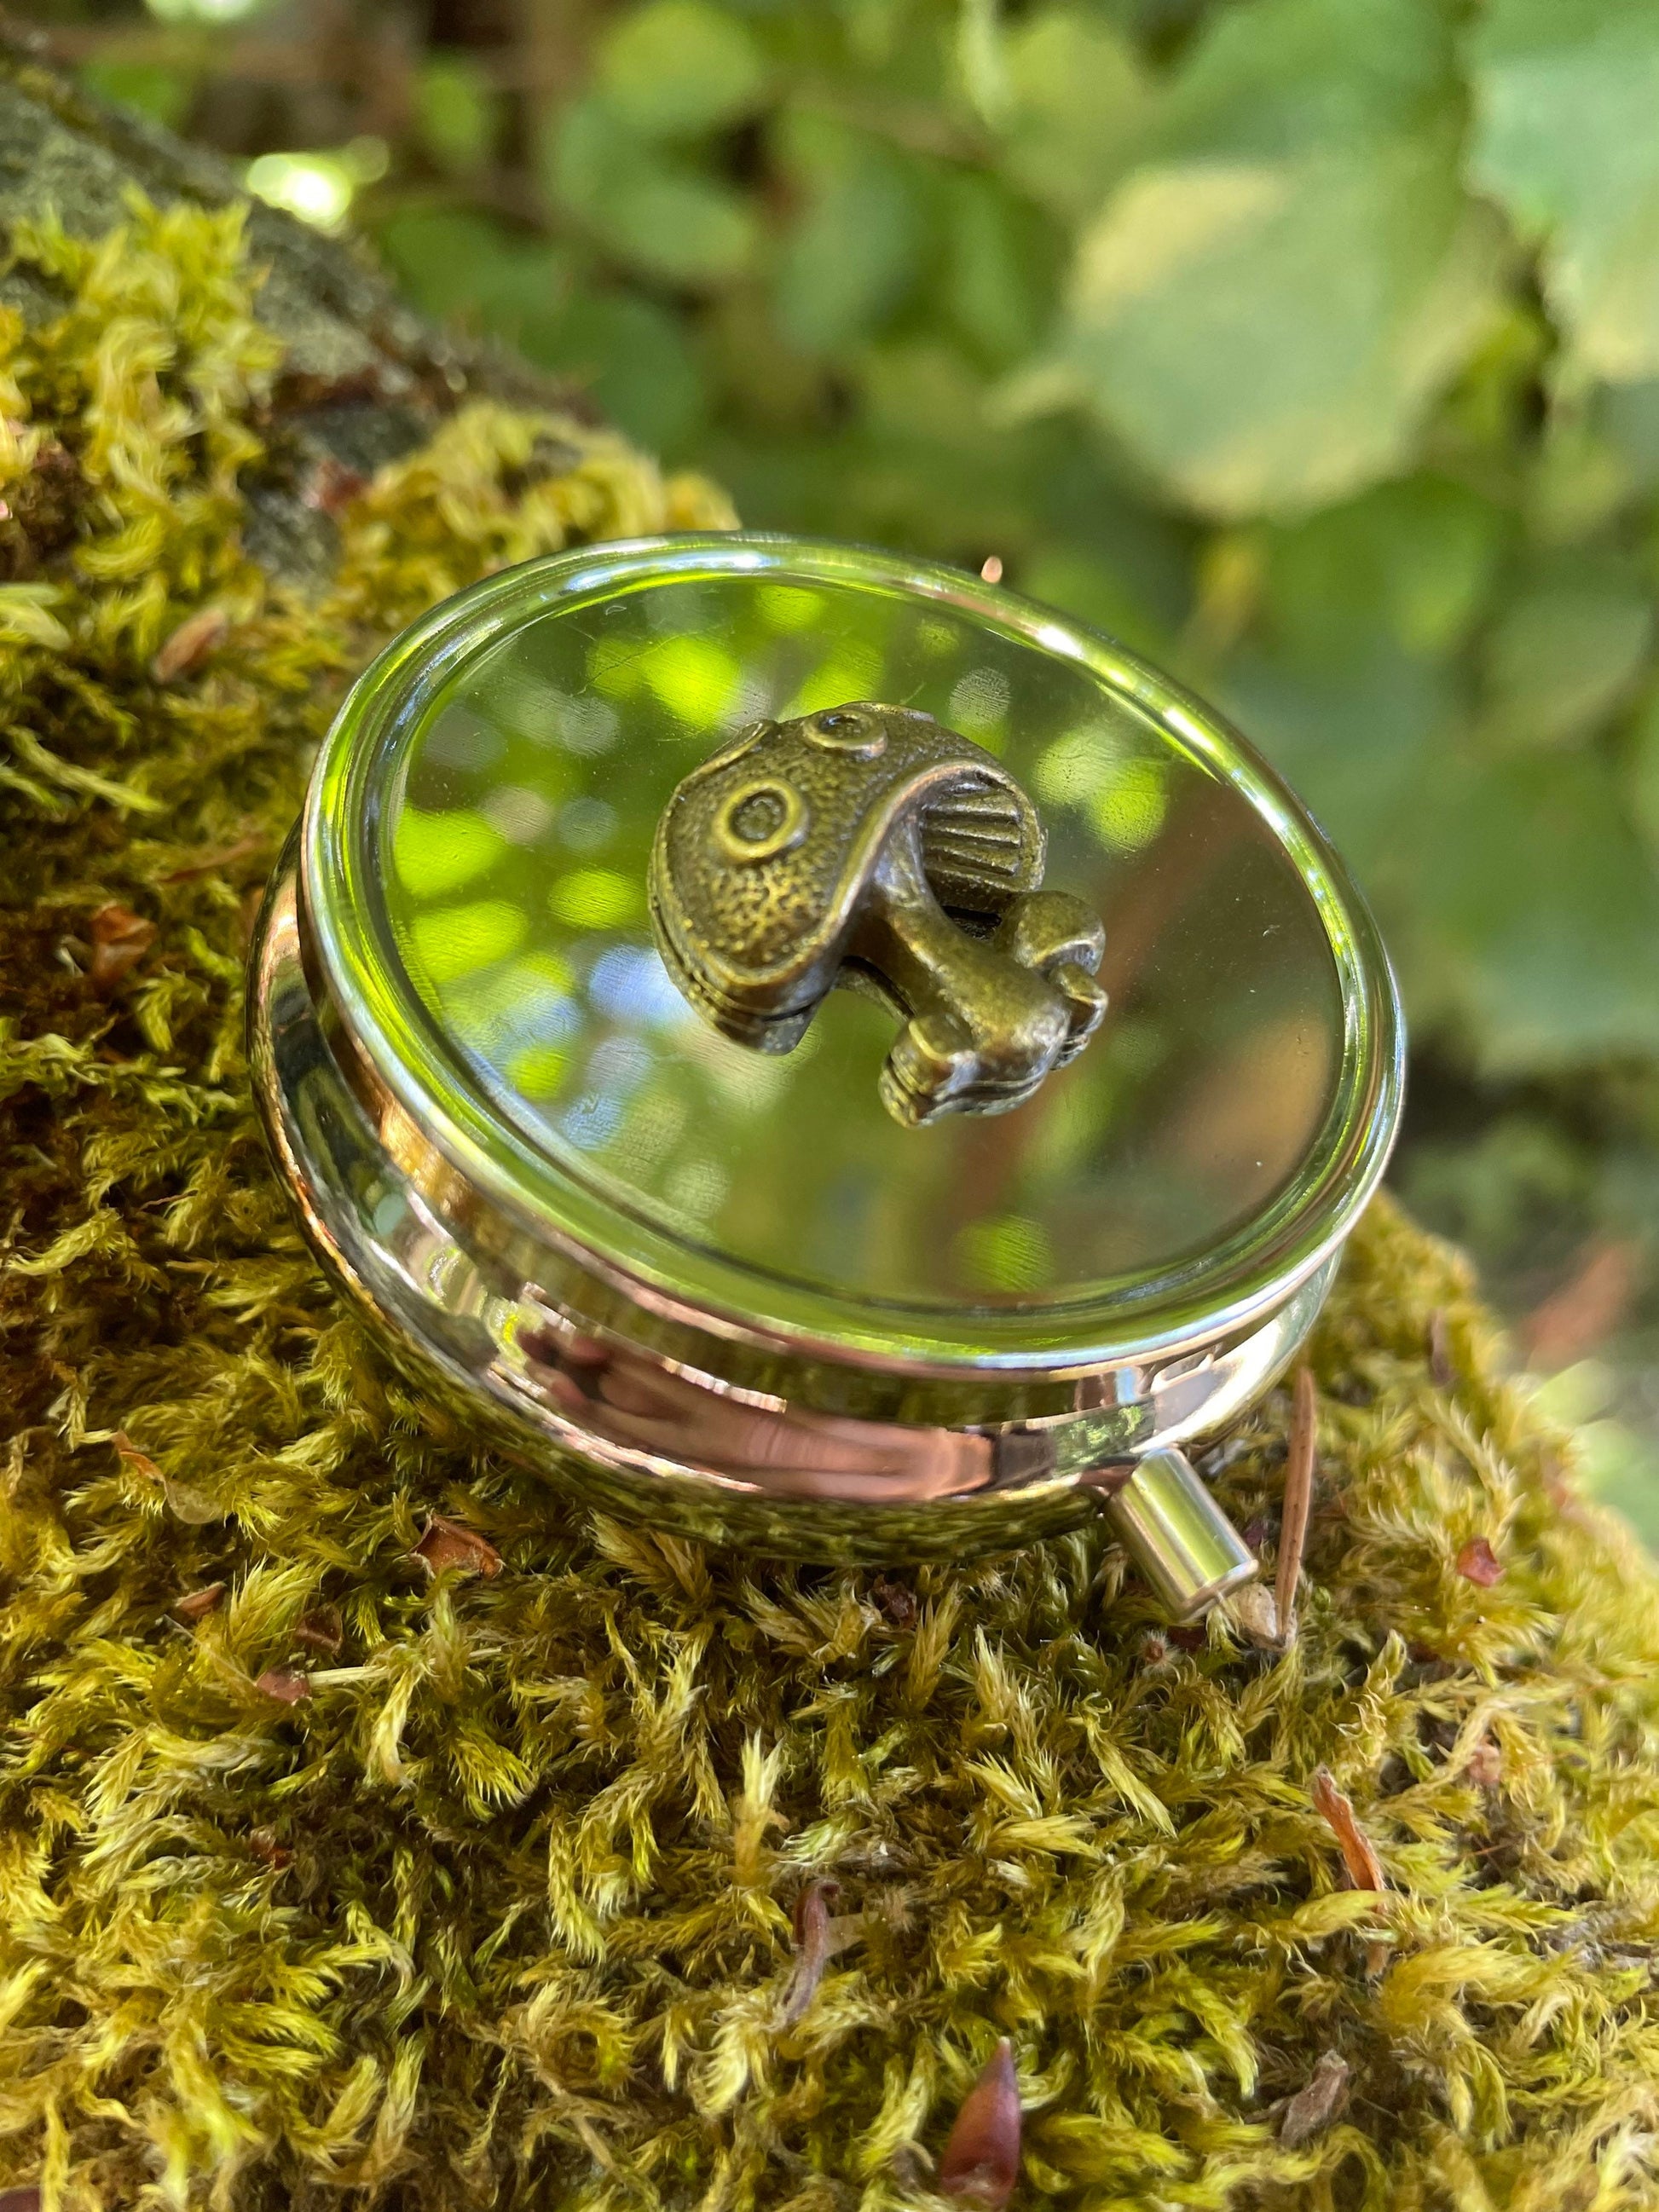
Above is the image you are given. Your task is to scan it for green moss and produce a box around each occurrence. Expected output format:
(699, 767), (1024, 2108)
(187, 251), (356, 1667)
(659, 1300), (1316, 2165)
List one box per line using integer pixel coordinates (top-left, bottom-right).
(3, 196), (1659, 2212)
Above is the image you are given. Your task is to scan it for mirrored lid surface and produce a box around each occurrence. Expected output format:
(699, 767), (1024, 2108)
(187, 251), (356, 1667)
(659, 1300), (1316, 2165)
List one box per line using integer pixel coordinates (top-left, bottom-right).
(305, 534), (1402, 1369)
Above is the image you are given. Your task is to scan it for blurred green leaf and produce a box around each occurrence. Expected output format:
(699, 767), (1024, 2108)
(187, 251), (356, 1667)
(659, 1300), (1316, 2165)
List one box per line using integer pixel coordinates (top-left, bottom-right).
(1525, 415), (1636, 545)
(939, 170), (1059, 369)
(384, 201), (704, 448)
(81, 60), (192, 130)
(1223, 645), (1448, 888)
(772, 115), (925, 351)
(1263, 474), (1506, 663)
(1627, 685), (1659, 853)
(534, 292), (708, 455)
(1595, 379), (1659, 491)
(1470, 0), (1659, 385)
(955, 0), (1012, 130)
(378, 208), (572, 332)
(999, 8), (1149, 217)
(410, 899), (529, 985)
(416, 55), (498, 173)
(1044, 0), (1500, 516)
(379, 207), (702, 446)
(1408, 749), (1659, 1068)
(859, 338), (992, 447)
(597, 0), (769, 138)
(552, 95), (758, 284)
(1164, 0), (1452, 157)
(394, 807), (505, 898)
(1481, 557), (1652, 749)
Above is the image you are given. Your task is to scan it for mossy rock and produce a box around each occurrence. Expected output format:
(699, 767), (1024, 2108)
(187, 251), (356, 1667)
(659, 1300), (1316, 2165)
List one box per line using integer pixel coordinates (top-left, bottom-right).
(3, 84), (1659, 2212)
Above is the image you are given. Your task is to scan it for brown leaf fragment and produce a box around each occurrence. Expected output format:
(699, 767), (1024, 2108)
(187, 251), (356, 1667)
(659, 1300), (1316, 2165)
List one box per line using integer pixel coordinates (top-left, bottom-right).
(1279, 2051), (1351, 2147)
(0, 2183), (43, 2212)
(304, 454), (369, 515)
(1456, 1536), (1504, 1587)
(777, 1878), (841, 2028)
(1428, 1310), (1455, 1390)
(1228, 1579), (1280, 1647)
(871, 1574), (917, 1628)
(112, 1430), (217, 1525)
(111, 1429), (162, 1482)
(1466, 1736), (1503, 1788)
(151, 604), (228, 683)
(173, 1582), (226, 1622)
(255, 1666), (311, 1705)
(1275, 1366), (1318, 1641)
(939, 2038), (1021, 2209)
(86, 905), (156, 990)
(411, 1515), (504, 1579)
(294, 1604), (343, 1655)
(1311, 1767), (1385, 1892)
(247, 1828), (292, 1868)
(1, 432), (84, 575)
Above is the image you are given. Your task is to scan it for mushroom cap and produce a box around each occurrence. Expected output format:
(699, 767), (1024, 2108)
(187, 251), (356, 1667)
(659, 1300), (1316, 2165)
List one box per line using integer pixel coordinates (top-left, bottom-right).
(649, 703), (1045, 1048)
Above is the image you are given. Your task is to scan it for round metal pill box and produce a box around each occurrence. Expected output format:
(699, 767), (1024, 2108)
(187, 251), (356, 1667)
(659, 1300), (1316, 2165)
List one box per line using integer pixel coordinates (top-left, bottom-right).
(249, 534), (1403, 1618)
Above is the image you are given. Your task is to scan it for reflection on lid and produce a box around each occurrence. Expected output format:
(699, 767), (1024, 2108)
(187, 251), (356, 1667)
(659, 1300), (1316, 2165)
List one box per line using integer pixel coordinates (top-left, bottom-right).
(378, 568), (1344, 1311)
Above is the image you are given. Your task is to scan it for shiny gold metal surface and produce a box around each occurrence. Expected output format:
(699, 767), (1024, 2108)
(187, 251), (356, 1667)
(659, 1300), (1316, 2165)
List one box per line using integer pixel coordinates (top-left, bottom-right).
(649, 701), (1107, 1124)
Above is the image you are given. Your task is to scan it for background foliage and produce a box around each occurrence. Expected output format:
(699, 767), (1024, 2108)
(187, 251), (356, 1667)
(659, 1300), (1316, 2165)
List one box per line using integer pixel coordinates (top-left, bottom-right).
(30, 0), (1659, 1528)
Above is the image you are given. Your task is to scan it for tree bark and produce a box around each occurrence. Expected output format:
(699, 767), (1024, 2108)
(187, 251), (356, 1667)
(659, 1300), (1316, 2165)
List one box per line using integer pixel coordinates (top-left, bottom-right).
(0, 19), (566, 593)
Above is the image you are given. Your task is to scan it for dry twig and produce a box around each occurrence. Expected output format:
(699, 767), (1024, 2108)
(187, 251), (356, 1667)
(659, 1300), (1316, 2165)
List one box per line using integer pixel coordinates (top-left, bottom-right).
(777, 1878), (841, 2028)
(1311, 1768), (1384, 1891)
(1524, 1239), (1639, 1371)
(151, 604), (228, 682)
(1275, 1366), (1318, 1643)
(159, 830), (264, 881)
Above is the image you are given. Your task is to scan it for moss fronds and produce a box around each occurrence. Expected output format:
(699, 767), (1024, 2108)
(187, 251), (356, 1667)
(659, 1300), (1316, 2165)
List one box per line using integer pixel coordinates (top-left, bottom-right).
(3, 196), (1659, 2212)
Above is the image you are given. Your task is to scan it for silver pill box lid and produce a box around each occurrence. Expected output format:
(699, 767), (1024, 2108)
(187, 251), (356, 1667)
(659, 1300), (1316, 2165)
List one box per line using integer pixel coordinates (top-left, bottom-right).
(280, 532), (1403, 1432)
